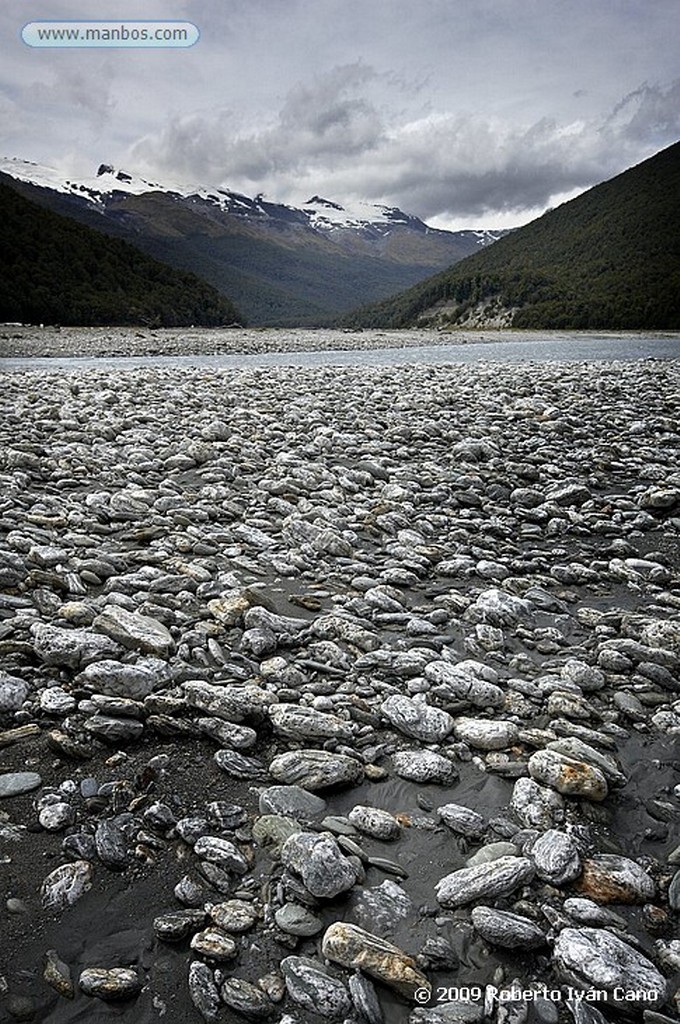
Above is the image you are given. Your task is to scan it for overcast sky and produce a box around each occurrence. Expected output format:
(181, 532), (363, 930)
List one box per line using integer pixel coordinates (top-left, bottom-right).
(2, 0), (679, 229)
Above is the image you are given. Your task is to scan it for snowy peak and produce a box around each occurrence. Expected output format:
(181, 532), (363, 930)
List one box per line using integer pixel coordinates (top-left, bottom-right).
(0, 156), (508, 245)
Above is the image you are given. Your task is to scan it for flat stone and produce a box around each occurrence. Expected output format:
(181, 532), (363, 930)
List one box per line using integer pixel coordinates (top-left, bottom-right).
(453, 717), (519, 750)
(435, 856), (535, 908)
(258, 784), (327, 818)
(322, 921), (431, 1001)
(79, 966), (141, 1000)
(575, 854), (656, 903)
(437, 803), (486, 839)
(220, 977), (274, 1019)
(424, 660), (504, 708)
(76, 657), (169, 699)
(391, 750), (458, 785)
(381, 694), (454, 742)
(92, 605), (174, 658)
(269, 704), (354, 742)
(471, 907), (547, 949)
(275, 903), (324, 936)
(554, 928), (668, 1008)
(348, 805), (402, 841)
(528, 749), (608, 801)
(0, 771), (42, 798)
(183, 681), (274, 722)
(31, 623), (121, 669)
(269, 749), (364, 791)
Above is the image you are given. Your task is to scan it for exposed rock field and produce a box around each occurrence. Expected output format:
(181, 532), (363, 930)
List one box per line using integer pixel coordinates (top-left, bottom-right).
(0, 354), (678, 1024)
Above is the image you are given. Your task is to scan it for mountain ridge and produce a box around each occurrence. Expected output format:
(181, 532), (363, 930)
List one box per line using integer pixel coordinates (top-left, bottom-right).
(0, 158), (509, 326)
(341, 141), (680, 331)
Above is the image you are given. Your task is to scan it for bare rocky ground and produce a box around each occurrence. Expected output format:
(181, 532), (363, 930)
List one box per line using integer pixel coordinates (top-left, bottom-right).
(0, 354), (678, 1024)
(0, 326), (672, 360)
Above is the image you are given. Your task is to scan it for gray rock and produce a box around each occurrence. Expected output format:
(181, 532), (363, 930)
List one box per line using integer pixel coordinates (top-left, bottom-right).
(435, 856), (535, 908)
(560, 659), (605, 693)
(220, 977), (274, 1019)
(252, 814), (302, 852)
(453, 717), (519, 750)
(350, 879), (413, 932)
(668, 869), (680, 910)
(269, 749), (364, 790)
(153, 909), (206, 942)
(554, 928), (668, 1008)
(467, 842), (519, 867)
(575, 854), (656, 903)
(322, 922), (430, 1000)
(208, 899), (258, 932)
(531, 829), (582, 885)
(391, 750), (458, 785)
(196, 717), (258, 749)
(511, 778), (564, 830)
(95, 817), (131, 870)
(188, 960), (221, 1022)
(194, 836), (249, 874)
(281, 831), (356, 897)
(467, 588), (532, 626)
(528, 749), (608, 802)
(471, 907), (546, 949)
(41, 860), (94, 911)
(281, 956), (351, 1019)
(348, 805), (402, 841)
(39, 687), (77, 714)
(381, 694), (454, 742)
(269, 704), (354, 742)
(0, 672), (29, 711)
(275, 902), (324, 936)
(349, 972), (384, 1024)
(84, 714), (144, 744)
(424, 660), (504, 708)
(92, 605), (174, 657)
(190, 928), (237, 961)
(31, 623), (121, 668)
(43, 949), (74, 999)
(183, 681), (274, 722)
(0, 771), (42, 798)
(437, 803), (486, 839)
(258, 784), (327, 818)
(39, 802), (75, 832)
(76, 657), (169, 699)
(79, 966), (141, 1000)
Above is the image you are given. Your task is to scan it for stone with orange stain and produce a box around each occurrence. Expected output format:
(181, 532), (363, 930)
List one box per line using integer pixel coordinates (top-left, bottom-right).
(575, 854), (656, 904)
(528, 749), (608, 801)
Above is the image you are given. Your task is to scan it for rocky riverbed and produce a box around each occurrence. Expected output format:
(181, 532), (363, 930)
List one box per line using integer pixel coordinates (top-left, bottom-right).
(1, 326), (673, 360)
(0, 356), (678, 1024)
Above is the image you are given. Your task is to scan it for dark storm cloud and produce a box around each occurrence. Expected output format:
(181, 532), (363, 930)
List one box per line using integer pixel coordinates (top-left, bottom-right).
(3, 0), (680, 226)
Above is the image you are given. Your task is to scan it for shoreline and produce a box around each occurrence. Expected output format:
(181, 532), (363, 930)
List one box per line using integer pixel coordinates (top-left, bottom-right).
(1, 325), (679, 360)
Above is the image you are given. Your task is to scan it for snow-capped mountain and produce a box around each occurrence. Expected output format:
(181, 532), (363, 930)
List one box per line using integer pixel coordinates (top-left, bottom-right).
(0, 157), (509, 325)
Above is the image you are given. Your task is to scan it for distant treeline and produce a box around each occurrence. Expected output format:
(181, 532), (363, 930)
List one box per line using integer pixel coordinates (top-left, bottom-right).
(343, 141), (680, 329)
(0, 183), (242, 326)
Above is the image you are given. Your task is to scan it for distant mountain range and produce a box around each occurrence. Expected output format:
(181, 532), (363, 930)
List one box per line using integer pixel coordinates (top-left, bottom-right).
(0, 158), (508, 326)
(343, 141), (680, 330)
